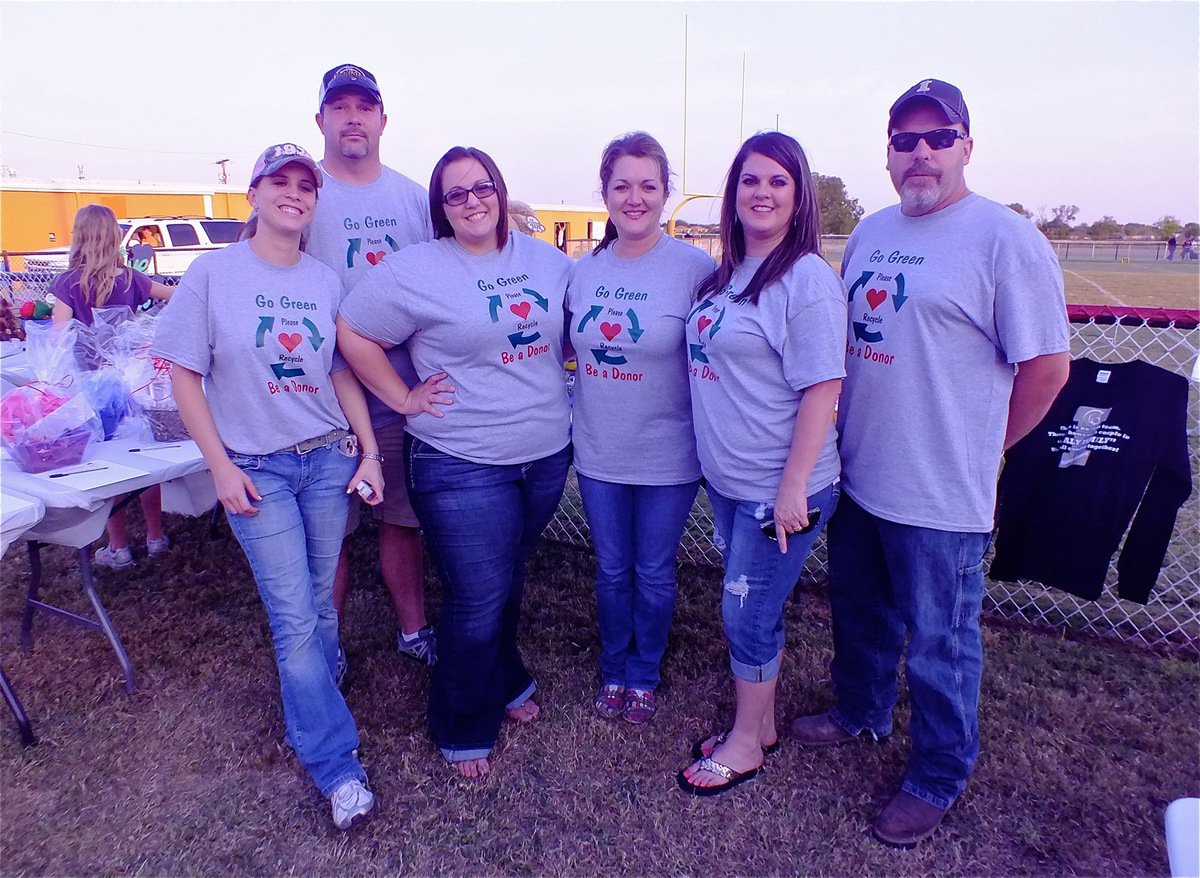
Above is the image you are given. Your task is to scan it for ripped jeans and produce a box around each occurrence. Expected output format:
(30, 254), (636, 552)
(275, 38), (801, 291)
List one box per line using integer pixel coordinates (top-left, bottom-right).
(707, 481), (839, 683)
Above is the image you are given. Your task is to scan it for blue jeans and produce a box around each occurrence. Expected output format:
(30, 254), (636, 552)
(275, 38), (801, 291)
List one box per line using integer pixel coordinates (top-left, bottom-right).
(406, 436), (570, 762)
(224, 443), (365, 797)
(826, 494), (991, 810)
(708, 482), (838, 683)
(577, 475), (699, 691)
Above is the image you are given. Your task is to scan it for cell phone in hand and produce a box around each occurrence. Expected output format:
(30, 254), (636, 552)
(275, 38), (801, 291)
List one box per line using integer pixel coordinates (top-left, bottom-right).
(355, 480), (377, 502)
(760, 507), (821, 541)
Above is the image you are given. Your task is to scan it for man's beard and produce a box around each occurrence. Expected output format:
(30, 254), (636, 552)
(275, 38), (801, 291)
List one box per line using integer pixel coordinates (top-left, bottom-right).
(899, 169), (942, 214)
(339, 135), (368, 160)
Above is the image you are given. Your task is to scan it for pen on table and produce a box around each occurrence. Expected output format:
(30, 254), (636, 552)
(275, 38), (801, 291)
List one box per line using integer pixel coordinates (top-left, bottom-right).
(48, 466), (109, 478)
(129, 444), (184, 452)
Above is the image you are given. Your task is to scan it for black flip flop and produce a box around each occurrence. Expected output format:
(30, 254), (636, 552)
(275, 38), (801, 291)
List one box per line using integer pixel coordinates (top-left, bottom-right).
(676, 757), (761, 797)
(691, 730), (782, 761)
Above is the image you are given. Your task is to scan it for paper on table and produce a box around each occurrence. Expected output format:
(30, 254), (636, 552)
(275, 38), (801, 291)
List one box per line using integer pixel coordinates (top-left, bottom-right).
(32, 459), (150, 491)
(129, 441), (203, 465)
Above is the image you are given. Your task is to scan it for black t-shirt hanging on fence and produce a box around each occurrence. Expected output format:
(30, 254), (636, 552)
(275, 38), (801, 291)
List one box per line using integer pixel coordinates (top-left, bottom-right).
(990, 357), (1192, 603)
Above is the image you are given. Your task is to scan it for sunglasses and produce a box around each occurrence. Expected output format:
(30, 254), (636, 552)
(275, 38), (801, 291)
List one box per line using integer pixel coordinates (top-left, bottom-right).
(443, 180), (498, 206)
(760, 508), (822, 541)
(888, 128), (967, 153)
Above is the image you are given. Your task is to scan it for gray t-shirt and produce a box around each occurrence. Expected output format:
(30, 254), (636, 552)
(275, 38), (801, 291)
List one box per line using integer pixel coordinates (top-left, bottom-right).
(838, 192), (1070, 532)
(307, 164), (434, 428)
(686, 253), (848, 502)
(340, 231), (572, 465)
(149, 241), (348, 455)
(566, 236), (715, 485)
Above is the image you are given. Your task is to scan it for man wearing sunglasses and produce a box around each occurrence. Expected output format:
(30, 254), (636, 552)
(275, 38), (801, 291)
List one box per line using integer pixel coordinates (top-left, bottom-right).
(306, 64), (440, 686)
(791, 79), (1070, 846)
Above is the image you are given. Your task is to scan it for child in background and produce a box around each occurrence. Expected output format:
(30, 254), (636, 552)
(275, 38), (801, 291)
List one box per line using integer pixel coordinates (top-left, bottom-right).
(51, 204), (174, 569)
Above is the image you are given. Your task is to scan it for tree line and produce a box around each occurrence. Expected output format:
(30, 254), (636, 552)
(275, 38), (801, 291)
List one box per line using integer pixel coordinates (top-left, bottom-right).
(1005, 204), (1198, 241)
(677, 177), (1196, 242)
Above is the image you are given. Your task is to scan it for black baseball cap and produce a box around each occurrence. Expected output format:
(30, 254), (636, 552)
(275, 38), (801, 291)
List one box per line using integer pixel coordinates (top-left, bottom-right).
(318, 64), (382, 109)
(889, 79), (970, 133)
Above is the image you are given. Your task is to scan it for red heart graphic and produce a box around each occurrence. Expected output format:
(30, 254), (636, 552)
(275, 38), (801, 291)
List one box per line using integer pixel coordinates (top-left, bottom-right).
(510, 302), (532, 320)
(365, 250), (387, 266)
(697, 315), (713, 334)
(278, 332), (302, 352)
(600, 322), (622, 341)
(865, 288), (887, 311)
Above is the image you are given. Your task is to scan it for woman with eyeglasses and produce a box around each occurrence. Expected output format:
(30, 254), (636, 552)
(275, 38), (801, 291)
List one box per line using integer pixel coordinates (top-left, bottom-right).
(565, 132), (714, 725)
(677, 132), (848, 796)
(337, 146), (572, 779)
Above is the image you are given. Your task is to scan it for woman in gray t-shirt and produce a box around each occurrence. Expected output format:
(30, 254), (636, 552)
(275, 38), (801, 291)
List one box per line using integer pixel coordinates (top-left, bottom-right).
(152, 143), (384, 831)
(678, 132), (848, 796)
(338, 147), (572, 780)
(565, 133), (715, 726)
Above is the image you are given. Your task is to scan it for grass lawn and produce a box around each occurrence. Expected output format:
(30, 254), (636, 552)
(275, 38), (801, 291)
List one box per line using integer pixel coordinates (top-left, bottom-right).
(2, 512), (1196, 877)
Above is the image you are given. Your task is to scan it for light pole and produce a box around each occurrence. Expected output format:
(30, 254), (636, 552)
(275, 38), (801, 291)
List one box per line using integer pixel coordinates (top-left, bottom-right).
(675, 14), (721, 237)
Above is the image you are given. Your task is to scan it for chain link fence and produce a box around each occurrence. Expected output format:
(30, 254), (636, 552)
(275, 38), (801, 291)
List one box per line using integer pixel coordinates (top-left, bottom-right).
(1, 251), (198, 308)
(548, 305), (1200, 655)
(4, 260), (1195, 653)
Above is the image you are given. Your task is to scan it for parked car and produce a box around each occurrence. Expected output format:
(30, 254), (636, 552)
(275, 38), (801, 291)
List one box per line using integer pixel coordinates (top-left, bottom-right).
(21, 216), (244, 278)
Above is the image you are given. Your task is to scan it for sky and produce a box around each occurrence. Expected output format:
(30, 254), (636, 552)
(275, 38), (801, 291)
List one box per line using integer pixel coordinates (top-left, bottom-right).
(1, 0), (1197, 227)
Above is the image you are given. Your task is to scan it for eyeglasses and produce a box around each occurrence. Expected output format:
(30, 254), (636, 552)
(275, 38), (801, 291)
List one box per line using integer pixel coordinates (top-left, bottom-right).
(443, 180), (497, 206)
(888, 128), (967, 153)
(760, 508), (822, 541)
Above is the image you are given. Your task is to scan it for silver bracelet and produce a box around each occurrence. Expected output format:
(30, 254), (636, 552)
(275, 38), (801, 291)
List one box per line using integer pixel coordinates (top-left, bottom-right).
(362, 452), (384, 463)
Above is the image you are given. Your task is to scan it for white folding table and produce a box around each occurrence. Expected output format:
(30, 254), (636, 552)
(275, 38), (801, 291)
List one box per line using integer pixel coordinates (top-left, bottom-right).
(1, 486), (46, 745)
(1, 437), (215, 693)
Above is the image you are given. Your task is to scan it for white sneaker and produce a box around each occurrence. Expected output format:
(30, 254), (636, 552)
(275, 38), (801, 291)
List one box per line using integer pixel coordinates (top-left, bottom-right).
(93, 545), (134, 570)
(330, 779), (375, 831)
(146, 535), (170, 556)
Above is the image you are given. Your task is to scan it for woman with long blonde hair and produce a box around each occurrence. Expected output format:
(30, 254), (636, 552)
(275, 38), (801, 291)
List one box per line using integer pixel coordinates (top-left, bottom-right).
(50, 204), (174, 569)
(51, 205), (172, 326)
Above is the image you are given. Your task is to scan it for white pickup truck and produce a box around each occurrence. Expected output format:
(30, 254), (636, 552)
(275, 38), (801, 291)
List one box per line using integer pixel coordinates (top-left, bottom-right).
(22, 216), (244, 278)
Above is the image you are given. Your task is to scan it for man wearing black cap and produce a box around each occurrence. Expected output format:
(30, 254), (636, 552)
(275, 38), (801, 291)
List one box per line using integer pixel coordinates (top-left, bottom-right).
(306, 64), (438, 681)
(790, 79), (1070, 846)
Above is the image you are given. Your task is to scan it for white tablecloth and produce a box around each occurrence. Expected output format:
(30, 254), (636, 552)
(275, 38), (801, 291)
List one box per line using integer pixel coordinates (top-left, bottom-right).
(0, 340), (32, 394)
(1, 437), (215, 548)
(0, 488), (45, 557)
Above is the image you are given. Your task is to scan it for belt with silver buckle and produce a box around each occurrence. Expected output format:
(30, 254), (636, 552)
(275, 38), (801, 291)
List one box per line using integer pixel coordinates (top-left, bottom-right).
(281, 429), (351, 455)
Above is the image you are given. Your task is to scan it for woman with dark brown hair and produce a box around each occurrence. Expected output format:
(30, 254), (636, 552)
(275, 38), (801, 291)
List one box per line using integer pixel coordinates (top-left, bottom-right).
(338, 146), (573, 779)
(679, 132), (848, 795)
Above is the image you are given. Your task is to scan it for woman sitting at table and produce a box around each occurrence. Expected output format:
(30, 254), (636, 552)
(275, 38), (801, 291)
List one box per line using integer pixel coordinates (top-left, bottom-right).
(51, 204), (173, 570)
(150, 143), (390, 831)
(337, 146), (572, 779)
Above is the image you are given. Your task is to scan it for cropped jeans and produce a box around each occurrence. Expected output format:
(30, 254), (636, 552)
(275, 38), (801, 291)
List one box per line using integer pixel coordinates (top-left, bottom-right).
(708, 481), (838, 683)
(224, 443), (365, 798)
(406, 436), (570, 763)
(826, 494), (991, 811)
(577, 475), (700, 691)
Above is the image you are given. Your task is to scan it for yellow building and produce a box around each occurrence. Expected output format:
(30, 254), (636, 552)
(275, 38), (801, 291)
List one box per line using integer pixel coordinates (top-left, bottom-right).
(0, 182), (609, 258)
(526, 203), (610, 254)
(0, 179), (251, 253)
